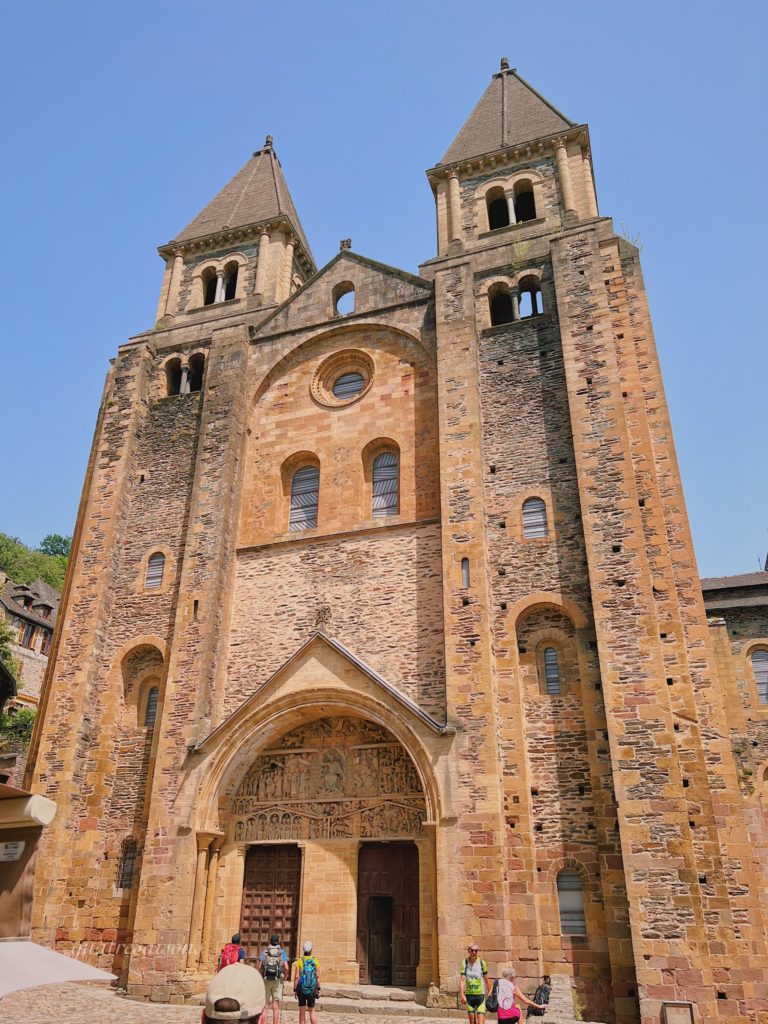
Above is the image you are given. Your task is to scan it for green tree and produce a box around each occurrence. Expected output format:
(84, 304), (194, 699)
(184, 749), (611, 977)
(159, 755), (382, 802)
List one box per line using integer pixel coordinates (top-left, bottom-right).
(0, 707), (36, 751)
(38, 534), (71, 558)
(0, 618), (20, 681)
(0, 532), (69, 591)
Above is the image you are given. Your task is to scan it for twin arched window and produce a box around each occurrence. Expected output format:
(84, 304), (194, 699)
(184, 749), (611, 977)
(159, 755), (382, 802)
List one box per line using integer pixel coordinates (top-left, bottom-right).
(202, 263), (239, 306)
(145, 552), (165, 589)
(523, 498), (548, 539)
(752, 649), (768, 703)
(165, 354), (206, 396)
(557, 870), (586, 935)
(488, 279), (544, 327)
(287, 449), (399, 531)
(485, 180), (537, 232)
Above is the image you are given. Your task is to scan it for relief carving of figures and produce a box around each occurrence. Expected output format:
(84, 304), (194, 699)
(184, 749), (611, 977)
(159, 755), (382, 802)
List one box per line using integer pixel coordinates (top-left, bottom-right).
(230, 717), (425, 842)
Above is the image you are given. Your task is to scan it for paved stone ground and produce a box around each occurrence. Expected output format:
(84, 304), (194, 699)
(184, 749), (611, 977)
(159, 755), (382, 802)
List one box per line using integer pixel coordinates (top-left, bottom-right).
(0, 983), (455, 1024)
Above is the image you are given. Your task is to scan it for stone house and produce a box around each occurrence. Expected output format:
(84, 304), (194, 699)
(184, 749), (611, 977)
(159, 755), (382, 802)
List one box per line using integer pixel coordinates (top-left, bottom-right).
(0, 572), (59, 707)
(25, 63), (768, 1024)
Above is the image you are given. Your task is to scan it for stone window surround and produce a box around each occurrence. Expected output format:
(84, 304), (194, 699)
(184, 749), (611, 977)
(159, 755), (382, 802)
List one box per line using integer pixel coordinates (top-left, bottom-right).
(511, 488), (554, 545)
(545, 857), (592, 943)
(361, 436), (402, 522)
(473, 168), (547, 238)
(186, 252), (249, 311)
(476, 269), (548, 332)
(743, 639), (768, 712)
(159, 348), (208, 400)
(280, 451), (322, 535)
(136, 545), (176, 596)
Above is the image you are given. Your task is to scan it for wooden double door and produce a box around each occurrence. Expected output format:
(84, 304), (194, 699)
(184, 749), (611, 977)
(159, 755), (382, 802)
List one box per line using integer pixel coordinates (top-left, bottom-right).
(357, 841), (419, 986)
(240, 845), (301, 965)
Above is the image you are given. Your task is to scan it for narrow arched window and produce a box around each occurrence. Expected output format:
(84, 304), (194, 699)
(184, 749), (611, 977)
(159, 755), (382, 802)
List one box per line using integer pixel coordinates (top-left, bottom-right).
(557, 870), (586, 935)
(372, 451), (399, 517)
(188, 353), (205, 393)
(118, 838), (138, 889)
(145, 552), (165, 589)
(486, 187), (509, 231)
(203, 269), (218, 306)
(290, 466), (320, 530)
(519, 277), (543, 318)
(165, 358), (182, 396)
(145, 687), (159, 727)
(489, 284), (514, 327)
(514, 180), (536, 222)
(522, 498), (548, 538)
(543, 647), (561, 695)
(334, 282), (355, 316)
(224, 263), (239, 301)
(461, 558), (470, 589)
(752, 649), (768, 703)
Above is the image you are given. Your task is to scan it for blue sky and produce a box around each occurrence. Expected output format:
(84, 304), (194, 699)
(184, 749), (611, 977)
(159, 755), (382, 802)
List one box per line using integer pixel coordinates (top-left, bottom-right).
(1, 1), (765, 577)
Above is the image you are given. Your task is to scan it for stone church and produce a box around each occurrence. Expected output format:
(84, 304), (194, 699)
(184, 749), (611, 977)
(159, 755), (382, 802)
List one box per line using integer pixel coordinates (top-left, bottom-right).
(26, 63), (768, 1024)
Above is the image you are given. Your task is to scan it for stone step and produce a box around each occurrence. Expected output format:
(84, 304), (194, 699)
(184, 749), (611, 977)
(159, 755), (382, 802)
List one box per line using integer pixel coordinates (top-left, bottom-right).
(282, 995), (466, 1017)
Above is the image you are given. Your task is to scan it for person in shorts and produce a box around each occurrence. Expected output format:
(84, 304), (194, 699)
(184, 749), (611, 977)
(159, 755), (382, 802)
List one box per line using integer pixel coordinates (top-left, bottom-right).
(259, 933), (289, 1024)
(204, 962), (266, 1023)
(460, 943), (489, 1024)
(292, 940), (321, 1024)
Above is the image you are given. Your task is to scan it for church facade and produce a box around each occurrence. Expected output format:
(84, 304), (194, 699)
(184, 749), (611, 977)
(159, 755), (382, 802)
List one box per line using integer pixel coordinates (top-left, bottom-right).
(26, 64), (768, 1024)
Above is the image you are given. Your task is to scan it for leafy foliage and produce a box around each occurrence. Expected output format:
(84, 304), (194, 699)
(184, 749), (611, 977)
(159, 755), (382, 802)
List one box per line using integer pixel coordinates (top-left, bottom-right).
(38, 534), (71, 558)
(0, 619), (20, 681)
(0, 532), (70, 591)
(0, 707), (36, 750)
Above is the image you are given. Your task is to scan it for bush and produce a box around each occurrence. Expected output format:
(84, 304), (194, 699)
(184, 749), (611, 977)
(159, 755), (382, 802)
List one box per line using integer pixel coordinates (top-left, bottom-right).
(0, 707), (36, 750)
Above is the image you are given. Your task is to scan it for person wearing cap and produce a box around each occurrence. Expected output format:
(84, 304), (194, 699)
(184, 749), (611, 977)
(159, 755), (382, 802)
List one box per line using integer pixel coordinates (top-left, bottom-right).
(292, 940), (321, 1024)
(460, 943), (490, 1024)
(259, 932), (289, 1024)
(203, 962), (266, 1023)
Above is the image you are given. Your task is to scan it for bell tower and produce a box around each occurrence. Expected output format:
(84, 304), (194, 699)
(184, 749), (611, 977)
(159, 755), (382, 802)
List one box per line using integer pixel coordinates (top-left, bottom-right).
(420, 60), (768, 1024)
(154, 136), (315, 327)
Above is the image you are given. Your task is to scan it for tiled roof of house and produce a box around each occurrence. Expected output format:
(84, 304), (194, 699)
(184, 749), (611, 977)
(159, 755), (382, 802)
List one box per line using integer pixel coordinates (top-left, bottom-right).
(171, 141), (313, 264)
(0, 577), (60, 630)
(440, 66), (575, 166)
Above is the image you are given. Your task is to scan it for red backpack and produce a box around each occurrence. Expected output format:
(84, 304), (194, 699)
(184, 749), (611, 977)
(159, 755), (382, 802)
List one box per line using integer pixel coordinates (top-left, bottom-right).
(218, 943), (240, 970)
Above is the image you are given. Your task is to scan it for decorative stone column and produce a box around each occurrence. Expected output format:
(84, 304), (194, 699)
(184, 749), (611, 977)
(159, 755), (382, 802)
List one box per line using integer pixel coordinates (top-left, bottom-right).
(253, 227), (271, 303)
(214, 269), (226, 304)
(279, 234), (296, 303)
(505, 189), (517, 226)
(511, 289), (520, 321)
(554, 138), (576, 215)
(582, 148), (599, 218)
(186, 833), (213, 968)
(448, 172), (462, 244)
(179, 362), (191, 395)
(435, 179), (449, 255)
(198, 836), (224, 970)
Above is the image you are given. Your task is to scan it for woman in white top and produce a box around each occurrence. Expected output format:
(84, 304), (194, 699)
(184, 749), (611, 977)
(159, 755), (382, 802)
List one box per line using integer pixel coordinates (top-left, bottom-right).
(495, 966), (545, 1021)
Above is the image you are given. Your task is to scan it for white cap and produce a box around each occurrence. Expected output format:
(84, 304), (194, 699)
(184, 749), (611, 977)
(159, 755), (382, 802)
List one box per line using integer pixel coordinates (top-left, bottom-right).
(303, 940), (313, 954)
(204, 963), (266, 1021)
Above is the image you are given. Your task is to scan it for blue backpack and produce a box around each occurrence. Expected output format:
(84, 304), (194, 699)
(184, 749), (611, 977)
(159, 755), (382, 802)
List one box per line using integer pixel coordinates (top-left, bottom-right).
(297, 956), (318, 996)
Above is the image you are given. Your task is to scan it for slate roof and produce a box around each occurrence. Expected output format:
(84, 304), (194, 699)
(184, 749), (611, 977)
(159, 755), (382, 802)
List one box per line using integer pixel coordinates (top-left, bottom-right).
(701, 571), (768, 611)
(172, 142), (313, 263)
(441, 67), (575, 166)
(701, 572), (768, 591)
(1, 577), (60, 631)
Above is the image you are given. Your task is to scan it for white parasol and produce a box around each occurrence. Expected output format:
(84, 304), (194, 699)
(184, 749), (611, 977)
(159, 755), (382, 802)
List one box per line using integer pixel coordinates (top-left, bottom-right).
(0, 939), (116, 997)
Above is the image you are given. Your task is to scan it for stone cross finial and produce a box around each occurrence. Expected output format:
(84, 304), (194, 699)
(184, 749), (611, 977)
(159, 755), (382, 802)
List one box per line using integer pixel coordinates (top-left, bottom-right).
(500, 57), (510, 70)
(315, 605), (332, 629)
(264, 134), (273, 149)
(340, 238), (352, 251)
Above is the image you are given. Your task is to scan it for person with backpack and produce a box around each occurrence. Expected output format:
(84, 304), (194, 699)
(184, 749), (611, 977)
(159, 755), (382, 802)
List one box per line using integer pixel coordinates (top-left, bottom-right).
(495, 966), (547, 1021)
(526, 975), (551, 1018)
(259, 933), (289, 1024)
(292, 940), (321, 1024)
(218, 933), (247, 970)
(459, 943), (490, 1024)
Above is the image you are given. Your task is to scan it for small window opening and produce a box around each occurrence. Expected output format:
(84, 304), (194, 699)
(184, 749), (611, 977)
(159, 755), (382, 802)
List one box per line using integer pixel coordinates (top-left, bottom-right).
(118, 838), (138, 889)
(202, 268), (218, 306)
(223, 263), (239, 301)
(145, 552), (165, 589)
(165, 358), (182, 397)
(334, 282), (355, 316)
(752, 649), (768, 703)
(461, 557), (471, 589)
(289, 465), (320, 531)
(519, 276), (543, 318)
(187, 353), (205, 393)
(21, 623), (35, 649)
(514, 180), (536, 222)
(489, 283), (514, 326)
(543, 647), (561, 695)
(372, 450), (399, 517)
(145, 687), (159, 728)
(557, 870), (586, 936)
(522, 497), (548, 539)
(486, 187), (510, 231)
(332, 372), (365, 399)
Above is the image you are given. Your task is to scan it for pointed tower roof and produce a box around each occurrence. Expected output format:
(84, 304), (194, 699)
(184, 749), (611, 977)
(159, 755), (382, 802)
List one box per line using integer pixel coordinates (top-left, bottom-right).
(172, 138), (313, 262)
(440, 62), (575, 165)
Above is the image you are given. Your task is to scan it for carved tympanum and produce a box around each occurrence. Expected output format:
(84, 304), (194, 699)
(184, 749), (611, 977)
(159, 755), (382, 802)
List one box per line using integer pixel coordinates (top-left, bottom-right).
(231, 717), (425, 841)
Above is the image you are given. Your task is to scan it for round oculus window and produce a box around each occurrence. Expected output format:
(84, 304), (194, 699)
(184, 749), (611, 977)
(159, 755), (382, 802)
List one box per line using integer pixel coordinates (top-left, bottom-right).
(311, 350), (375, 408)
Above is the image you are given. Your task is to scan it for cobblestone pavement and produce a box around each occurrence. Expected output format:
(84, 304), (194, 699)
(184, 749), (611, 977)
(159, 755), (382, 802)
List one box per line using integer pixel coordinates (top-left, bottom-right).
(0, 984), (453, 1024)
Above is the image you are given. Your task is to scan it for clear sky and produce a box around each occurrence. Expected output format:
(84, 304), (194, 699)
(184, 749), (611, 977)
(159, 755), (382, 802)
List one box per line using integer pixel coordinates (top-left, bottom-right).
(1, 0), (765, 577)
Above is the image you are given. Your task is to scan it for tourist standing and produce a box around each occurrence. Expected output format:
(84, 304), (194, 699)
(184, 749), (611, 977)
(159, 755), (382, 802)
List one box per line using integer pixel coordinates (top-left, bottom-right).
(293, 940), (321, 1024)
(259, 933), (289, 1024)
(459, 943), (490, 1024)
